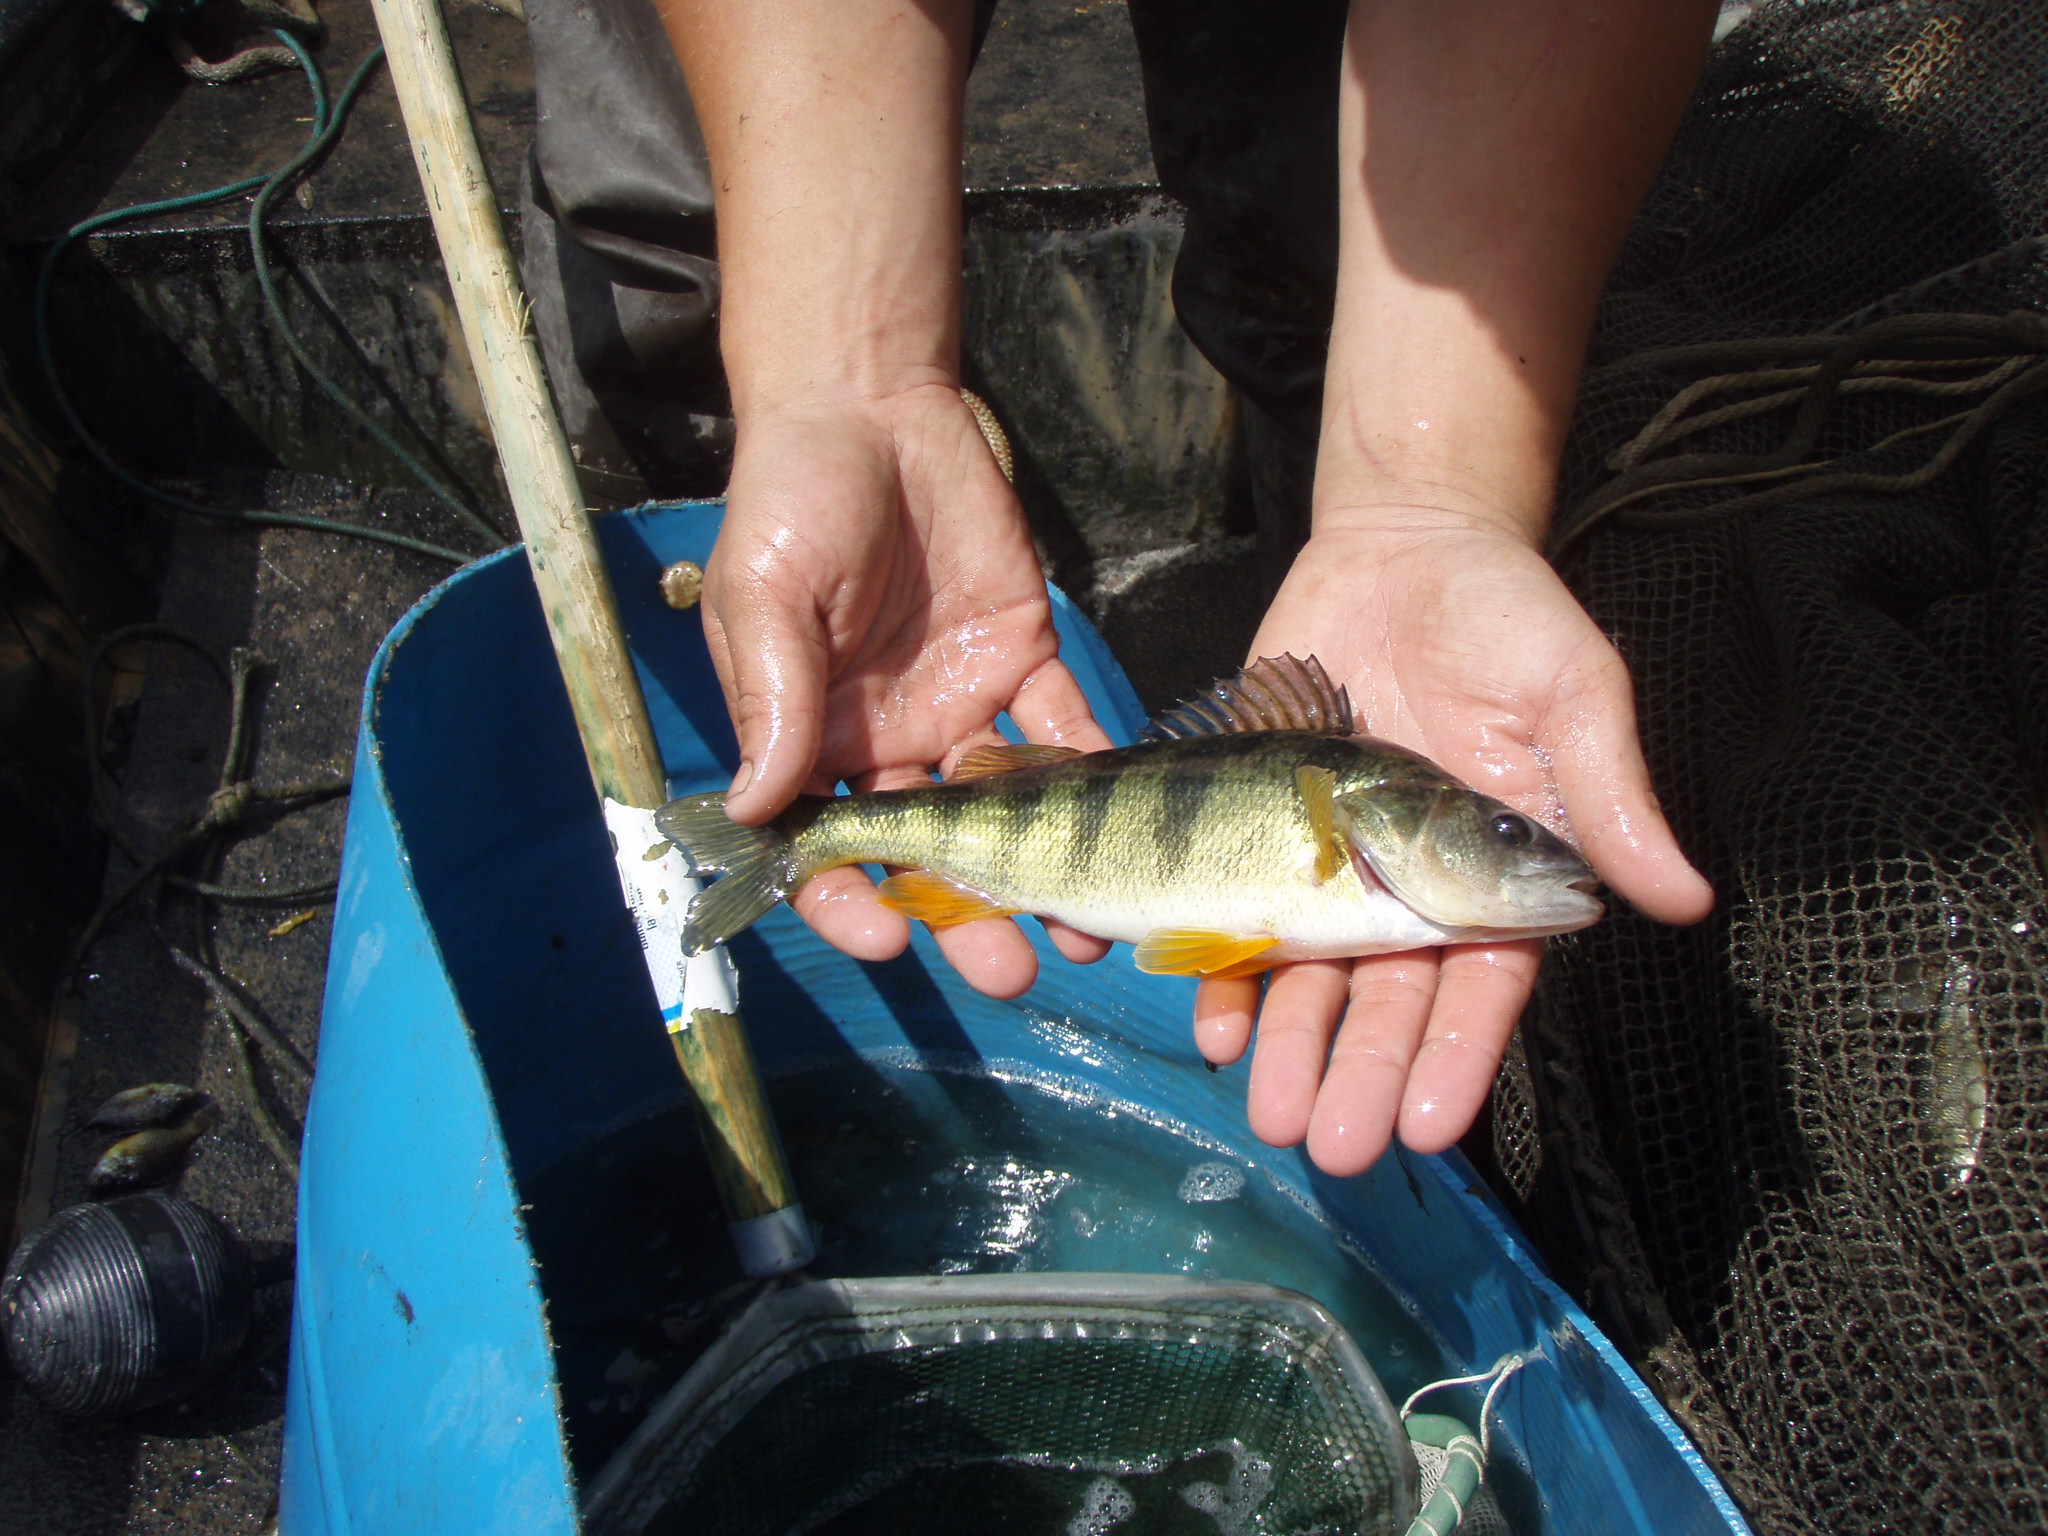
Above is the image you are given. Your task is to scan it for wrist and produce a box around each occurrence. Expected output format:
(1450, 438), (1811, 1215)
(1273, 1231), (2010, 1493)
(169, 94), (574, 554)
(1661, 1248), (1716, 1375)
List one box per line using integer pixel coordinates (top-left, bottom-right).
(1311, 283), (1570, 551)
(717, 220), (963, 415)
(1308, 477), (1549, 552)
(725, 344), (960, 421)
(715, 174), (965, 413)
(723, 378), (975, 456)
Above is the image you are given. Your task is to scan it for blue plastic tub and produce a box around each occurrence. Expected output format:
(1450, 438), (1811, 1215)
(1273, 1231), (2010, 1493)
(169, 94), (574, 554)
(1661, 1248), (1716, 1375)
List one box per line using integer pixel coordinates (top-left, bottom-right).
(279, 501), (1750, 1535)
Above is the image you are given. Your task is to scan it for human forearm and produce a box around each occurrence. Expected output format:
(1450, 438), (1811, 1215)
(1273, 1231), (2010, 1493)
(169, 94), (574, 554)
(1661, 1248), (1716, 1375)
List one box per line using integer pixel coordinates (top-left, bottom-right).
(1231, 2), (1719, 1172)
(647, 0), (1110, 994)
(657, 0), (977, 411)
(1318, 0), (1716, 538)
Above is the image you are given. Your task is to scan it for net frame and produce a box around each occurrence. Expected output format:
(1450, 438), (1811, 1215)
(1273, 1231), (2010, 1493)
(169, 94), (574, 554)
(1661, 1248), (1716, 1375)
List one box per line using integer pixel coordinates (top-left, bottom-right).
(579, 1273), (1419, 1536)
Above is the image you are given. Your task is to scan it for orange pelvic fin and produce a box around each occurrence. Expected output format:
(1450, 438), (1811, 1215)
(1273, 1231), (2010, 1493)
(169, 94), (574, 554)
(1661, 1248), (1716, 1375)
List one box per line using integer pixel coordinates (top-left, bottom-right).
(947, 743), (1085, 782)
(1133, 928), (1281, 978)
(876, 870), (1020, 927)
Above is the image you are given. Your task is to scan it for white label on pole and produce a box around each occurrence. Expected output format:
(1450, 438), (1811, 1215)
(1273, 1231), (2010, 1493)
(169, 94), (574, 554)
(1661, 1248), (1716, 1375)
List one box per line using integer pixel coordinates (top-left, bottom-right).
(603, 797), (737, 1031)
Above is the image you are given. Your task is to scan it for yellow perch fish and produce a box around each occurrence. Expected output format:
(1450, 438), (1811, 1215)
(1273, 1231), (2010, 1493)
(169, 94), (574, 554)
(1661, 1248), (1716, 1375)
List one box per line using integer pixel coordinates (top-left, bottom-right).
(655, 655), (1603, 977)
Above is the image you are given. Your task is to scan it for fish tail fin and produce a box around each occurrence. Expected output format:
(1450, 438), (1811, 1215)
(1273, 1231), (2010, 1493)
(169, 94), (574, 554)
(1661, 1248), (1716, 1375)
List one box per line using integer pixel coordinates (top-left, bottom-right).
(655, 792), (777, 875)
(654, 793), (799, 949)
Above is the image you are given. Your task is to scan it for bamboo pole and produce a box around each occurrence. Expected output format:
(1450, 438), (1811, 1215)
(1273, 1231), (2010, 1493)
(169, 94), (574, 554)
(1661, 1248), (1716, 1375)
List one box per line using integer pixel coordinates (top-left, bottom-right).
(365, 0), (809, 1273)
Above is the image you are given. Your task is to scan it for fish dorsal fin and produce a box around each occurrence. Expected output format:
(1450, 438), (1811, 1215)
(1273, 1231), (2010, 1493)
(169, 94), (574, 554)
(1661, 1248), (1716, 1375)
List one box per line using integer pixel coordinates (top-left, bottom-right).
(876, 870), (1019, 926)
(1140, 654), (1353, 742)
(947, 743), (1085, 782)
(1295, 766), (1347, 884)
(1133, 928), (1282, 978)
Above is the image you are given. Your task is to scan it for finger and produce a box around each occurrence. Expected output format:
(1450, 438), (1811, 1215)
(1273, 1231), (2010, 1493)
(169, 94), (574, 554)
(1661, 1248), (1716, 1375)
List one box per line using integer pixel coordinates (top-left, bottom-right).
(1245, 960), (1352, 1148)
(1006, 657), (1114, 753)
(853, 763), (943, 794)
(790, 866), (911, 962)
(1041, 919), (1112, 964)
(1194, 975), (1262, 1065)
(1305, 949), (1440, 1177)
(1545, 648), (1714, 926)
(1397, 939), (1543, 1154)
(927, 914), (1040, 999)
(702, 579), (829, 826)
(839, 833), (1043, 995)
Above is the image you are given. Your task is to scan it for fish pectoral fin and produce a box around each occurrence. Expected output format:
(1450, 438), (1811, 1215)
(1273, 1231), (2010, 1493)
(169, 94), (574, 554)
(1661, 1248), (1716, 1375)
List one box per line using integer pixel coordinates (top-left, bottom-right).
(1133, 928), (1281, 977)
(875, 870), (1020, 927)
(1140, 654), (1354, 742)
(1295, 765), (1346, 884)
(946, 743), (1085, 782)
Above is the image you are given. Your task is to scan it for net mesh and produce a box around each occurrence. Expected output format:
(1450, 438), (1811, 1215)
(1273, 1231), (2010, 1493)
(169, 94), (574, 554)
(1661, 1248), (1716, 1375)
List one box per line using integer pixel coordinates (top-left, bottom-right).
(1491, 4), (2048, 1533)
(579, 1277), (1415, 1536)
(1412, 1441), (1510, 1536)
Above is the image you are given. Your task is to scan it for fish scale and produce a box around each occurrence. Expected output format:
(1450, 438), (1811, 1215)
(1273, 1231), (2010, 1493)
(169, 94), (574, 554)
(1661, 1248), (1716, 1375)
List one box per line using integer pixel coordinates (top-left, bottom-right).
(813, 736), (1446, 955)
(657, 657), (1603, 977)
(798, 740), (1301, 915)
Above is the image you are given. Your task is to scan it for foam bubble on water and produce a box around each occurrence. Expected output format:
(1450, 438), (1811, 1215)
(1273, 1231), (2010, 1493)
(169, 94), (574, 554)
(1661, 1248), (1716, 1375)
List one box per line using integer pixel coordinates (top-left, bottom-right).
(1180, 1444), (1274, 1536)
(1066, 1475), (1136, 1535)
(1178, 1161), (1246, 1204)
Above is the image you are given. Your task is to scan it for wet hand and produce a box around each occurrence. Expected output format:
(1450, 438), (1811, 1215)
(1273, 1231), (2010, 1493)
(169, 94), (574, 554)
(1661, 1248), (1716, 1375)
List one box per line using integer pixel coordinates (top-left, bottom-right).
(1194, 510), (1713, 1175)
(702, 383), (1113, 997)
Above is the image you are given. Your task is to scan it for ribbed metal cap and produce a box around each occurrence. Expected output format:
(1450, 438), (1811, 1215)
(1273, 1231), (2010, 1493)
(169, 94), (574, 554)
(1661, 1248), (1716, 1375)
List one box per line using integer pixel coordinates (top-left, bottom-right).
(1, 1193), (254, 1417)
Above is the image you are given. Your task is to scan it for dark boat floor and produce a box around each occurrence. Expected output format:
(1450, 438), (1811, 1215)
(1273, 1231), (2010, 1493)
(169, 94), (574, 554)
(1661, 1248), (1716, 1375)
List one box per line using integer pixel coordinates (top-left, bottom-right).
(0, 2), (1260, 1530)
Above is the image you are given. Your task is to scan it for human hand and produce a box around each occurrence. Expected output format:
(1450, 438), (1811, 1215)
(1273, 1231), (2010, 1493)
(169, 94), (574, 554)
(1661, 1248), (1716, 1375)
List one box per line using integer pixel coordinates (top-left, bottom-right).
(1195, 506), (1713, 1176)
(702, 381), (1114, 999)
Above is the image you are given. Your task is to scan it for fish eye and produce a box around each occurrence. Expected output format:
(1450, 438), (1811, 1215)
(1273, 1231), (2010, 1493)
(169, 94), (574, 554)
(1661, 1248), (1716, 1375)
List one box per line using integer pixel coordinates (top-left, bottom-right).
(1490, 812), (1535, 848)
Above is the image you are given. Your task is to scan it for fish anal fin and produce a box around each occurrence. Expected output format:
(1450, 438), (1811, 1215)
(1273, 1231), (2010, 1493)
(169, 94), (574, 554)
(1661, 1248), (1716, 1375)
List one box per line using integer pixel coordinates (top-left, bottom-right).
(1133, 928), (1281, 977)
(1207, 951), (1288, 980)
(876, 870), (1019, 927)
(1141, 654), (1354, 742)
(947, 743), (1085, 782)
(1295, 765), (1346, 884)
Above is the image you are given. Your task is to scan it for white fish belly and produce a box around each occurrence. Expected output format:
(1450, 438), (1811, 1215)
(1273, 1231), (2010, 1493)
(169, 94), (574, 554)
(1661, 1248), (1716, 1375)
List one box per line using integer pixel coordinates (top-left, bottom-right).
(1039, 863), (1456, 958)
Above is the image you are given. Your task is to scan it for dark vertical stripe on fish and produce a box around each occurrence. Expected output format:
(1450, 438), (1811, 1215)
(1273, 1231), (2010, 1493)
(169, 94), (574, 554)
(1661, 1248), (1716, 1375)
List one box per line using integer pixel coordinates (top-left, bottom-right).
(932, 782), (979, 867)
(1063, 775), (1115, 887)
(1171, 769), (1219, 871)
(995, 782), (1048, 888)
(1121, 773), (1167, 874)
(1141, 769), (1203, 872)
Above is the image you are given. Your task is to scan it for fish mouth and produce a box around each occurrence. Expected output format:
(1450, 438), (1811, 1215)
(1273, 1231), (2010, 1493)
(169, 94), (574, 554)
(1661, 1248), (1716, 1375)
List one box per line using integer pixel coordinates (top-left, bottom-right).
(1567, 875), (1601, 896)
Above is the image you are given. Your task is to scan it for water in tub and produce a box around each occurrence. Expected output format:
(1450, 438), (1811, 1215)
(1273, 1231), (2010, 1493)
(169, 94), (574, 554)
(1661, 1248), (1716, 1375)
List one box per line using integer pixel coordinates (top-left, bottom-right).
(522, 1051), (1532, 1529)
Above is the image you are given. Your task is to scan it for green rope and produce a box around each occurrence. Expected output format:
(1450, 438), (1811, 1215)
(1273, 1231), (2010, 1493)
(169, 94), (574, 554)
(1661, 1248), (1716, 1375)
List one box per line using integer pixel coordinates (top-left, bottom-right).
(248, 45), (508, 550)
(1404, 1414), (1485, 1536)
(33, 30), (482, 566)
